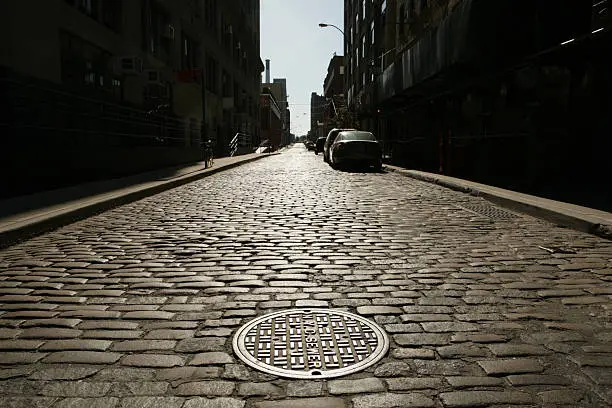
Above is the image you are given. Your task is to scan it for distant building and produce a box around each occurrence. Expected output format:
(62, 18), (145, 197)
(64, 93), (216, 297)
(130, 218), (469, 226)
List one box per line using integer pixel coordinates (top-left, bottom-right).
(273, 78), (290, 144)
(260, 86), (282, 149)
(310, 92), (327, 139)
(323, 55), (345, 98)
(261, 62), (290, 147)
(321, 54), (348, 136)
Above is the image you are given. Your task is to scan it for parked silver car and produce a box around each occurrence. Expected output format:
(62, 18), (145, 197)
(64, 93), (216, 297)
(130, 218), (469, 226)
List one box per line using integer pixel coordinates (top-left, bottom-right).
(323, 128), (355, 163)
(329, 130), (382, 170)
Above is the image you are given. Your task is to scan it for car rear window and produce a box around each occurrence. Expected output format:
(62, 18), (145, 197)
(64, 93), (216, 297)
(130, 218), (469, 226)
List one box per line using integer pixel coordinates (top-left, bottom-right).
(338, 132), (377, 141)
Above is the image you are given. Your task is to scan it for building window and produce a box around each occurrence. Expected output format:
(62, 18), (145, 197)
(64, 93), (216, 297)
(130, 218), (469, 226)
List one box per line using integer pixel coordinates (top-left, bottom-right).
(381, 0), (387, 15)
(361, 35), (366, 59)
(222, 70), (231, 97)
(421, 0), (427, 13)
(204, 0), (218, 33)
(147, 1), (171, 62)
(112, 78), (122, 100)
(78, 0), (98, 19)
(355, 13), (359, 33)
(101, 1), (121, 32)
(242, 51), (248, 74)
(60, 31), (111, 91)
(362, 0), (366, 20)
(66, 0), (121, 32)
(371, 21), (375, 44)
(181, 33), (198, 69)
(340, 66), (345, 75)
(362, 72), (366, 87)
(399, 4), (405, 34)
(205, 56), (218, 94)
(222, 19), (232, 49)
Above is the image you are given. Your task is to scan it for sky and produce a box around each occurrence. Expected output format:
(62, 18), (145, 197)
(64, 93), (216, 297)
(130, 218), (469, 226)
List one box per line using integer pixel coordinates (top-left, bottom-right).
(260, 0), (344, 137)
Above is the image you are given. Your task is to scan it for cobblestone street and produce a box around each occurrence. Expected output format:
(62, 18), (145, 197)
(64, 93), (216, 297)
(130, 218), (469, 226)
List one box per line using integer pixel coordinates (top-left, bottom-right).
(1, 144), (611, 407)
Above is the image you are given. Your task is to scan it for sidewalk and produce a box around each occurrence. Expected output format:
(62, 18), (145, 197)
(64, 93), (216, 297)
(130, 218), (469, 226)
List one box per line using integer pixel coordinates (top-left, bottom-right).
(384, 166), (612, 239)
(0, 152), (277, 249)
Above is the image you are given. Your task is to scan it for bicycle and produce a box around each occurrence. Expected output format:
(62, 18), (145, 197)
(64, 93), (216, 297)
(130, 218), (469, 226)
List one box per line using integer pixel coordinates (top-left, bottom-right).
(202, 140), (214, 168)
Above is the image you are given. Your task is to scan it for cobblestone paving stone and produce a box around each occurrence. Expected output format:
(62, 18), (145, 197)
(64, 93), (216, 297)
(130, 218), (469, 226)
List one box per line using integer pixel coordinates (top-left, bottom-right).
(1, 145), (611, 407)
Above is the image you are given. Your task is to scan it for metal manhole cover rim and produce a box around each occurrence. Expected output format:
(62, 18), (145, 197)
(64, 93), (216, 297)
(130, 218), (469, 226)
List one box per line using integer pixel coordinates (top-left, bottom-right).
(455, 203), (518, 219)
(232, 308), (390, 379)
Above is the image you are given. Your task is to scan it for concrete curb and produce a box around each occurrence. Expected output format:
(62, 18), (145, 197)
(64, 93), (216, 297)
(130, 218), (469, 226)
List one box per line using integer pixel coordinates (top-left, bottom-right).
(384, 165), (612, 240)
(0, 153), (277, 249)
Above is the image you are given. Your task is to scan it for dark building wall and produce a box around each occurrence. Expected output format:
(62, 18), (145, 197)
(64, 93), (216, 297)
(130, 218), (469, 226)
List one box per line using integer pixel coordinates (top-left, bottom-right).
(0, 0), (262, 197)
(344, 0), (611, 210)
(430, 53), (612, 211)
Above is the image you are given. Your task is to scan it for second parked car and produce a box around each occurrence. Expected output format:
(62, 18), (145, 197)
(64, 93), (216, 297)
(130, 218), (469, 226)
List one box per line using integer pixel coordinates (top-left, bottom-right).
(314, 137), (326, 155)
(329, 130), (382, 170)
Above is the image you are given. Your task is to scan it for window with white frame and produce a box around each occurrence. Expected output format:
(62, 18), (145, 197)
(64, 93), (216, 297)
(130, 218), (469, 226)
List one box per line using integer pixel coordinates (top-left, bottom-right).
(370, 21), (375, 44)
(361, 35), (366, 60)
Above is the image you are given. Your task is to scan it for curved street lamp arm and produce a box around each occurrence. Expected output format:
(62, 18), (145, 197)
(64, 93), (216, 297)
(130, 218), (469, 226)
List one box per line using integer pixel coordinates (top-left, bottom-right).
(318, 23), (345, 38)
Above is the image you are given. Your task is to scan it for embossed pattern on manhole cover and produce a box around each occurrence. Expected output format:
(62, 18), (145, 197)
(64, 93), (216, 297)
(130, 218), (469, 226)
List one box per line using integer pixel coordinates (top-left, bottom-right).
(457, 203), (518, 220)
(232, 309), (389, 379)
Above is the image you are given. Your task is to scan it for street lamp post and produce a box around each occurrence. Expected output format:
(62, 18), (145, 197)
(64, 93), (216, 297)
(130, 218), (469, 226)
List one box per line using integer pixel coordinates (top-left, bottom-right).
(318, 22), (349, 130)
(318, 23), (345, 38)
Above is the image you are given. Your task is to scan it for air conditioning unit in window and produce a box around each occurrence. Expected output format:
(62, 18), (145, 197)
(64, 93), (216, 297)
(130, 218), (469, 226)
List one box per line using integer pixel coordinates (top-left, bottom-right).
(115, 56), (143, 75)
(162, 24), (175, 40)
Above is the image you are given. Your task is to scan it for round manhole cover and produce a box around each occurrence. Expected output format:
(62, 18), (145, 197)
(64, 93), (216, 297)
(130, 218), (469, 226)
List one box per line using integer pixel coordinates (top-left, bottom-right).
(232, 308), (389, 379)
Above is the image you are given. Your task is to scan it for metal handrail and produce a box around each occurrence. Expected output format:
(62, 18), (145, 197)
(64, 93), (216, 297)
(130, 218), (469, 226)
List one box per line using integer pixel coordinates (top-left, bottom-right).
(229, 133), (240, 156)
(229, 133), (255, 156)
